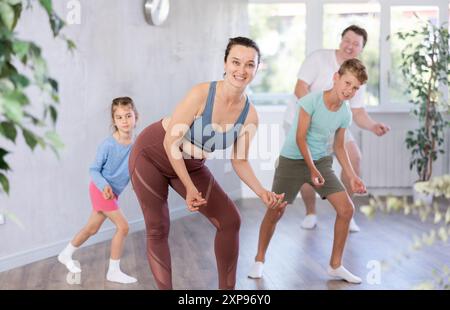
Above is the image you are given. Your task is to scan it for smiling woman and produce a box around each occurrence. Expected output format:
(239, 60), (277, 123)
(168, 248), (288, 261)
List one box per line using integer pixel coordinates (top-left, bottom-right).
(128, 36), (288, 290)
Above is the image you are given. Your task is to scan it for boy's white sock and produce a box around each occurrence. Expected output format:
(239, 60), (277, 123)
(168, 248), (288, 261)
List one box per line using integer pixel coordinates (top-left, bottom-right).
(327, 265), (362, 284)
(349, 218), (361, 233)
(58, 243), (81, 273)
(107, 259), (137, 284)
(247, 261), (264, 279)
(301, 214), (317, 229)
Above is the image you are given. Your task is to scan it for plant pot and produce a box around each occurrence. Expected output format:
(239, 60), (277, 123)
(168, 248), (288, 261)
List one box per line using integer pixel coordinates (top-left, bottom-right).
(412, 187), (433, 206)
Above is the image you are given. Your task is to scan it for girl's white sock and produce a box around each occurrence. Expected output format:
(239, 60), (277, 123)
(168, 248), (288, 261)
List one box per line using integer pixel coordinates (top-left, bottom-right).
(106, 259), (137, 284)
(58, 243), (81, 273)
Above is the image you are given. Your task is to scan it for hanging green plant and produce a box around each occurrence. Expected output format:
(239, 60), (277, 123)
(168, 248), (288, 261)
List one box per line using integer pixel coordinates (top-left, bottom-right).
(0, 0), (75, 194)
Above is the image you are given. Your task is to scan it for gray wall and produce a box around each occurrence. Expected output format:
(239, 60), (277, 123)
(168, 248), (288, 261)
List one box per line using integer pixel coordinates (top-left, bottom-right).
(0, 0), (248, 272)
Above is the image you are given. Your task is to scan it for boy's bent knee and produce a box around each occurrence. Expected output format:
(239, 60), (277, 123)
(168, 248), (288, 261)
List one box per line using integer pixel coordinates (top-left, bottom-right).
(337, 205), (354, 220)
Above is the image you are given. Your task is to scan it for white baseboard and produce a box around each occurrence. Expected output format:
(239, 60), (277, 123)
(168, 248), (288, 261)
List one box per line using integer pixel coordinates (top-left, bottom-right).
(0, 191), (244, 273)
(0, 217), (145, 273)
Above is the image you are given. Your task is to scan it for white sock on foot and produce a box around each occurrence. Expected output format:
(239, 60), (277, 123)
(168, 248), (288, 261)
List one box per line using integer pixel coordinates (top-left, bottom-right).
(349, 218), (361, 233)
(327, 265), (362, 284)
(301, 214), (317, 229)
(61, 243), (78, 257)
(248, 261), (264, 279)
(58, 243), (81, 273)
(107, 259), (137, 284)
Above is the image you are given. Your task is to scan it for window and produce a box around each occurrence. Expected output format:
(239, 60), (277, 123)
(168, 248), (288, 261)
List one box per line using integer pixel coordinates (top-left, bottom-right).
(248, 0), (449, 108)
(323, 3), (380, 106)
(389, 6), (440, 104)
(248, 3), (306, 104)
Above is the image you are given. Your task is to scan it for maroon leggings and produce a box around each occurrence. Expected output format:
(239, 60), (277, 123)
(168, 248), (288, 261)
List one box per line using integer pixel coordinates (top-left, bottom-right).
(128, 120), (241, 290)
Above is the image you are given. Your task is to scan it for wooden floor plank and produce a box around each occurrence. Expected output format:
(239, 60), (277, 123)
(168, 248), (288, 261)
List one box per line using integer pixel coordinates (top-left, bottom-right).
(1, 197), (448, 289)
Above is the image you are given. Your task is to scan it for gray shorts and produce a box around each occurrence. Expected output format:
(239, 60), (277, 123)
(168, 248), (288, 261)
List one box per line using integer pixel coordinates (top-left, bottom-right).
(272, 155), (346, 203)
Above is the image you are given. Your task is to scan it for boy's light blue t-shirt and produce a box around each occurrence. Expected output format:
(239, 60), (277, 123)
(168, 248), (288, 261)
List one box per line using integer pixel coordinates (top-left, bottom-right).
(281, 91), (352, 160)
(89, 136), (133, 196)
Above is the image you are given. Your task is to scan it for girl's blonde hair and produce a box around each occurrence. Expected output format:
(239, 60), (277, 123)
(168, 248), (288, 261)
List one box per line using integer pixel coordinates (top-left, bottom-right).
(111, 97), (138, 131)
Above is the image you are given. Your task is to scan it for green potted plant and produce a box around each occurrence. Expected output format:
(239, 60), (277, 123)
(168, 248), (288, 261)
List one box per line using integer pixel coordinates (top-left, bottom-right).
(392, 19), (450, 204)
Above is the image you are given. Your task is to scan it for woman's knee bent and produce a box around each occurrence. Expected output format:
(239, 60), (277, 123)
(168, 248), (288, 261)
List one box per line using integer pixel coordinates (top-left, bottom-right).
(228, 212), (241, 232)
(218, 208), (241, 233)
(146, 221), (170, 240)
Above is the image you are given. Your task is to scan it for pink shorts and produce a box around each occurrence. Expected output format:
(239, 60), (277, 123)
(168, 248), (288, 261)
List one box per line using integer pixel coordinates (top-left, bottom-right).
(89, 182), (119, 212)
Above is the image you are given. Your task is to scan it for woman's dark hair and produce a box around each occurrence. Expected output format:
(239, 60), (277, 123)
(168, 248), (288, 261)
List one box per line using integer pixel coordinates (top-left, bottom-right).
(224, 36), (261, 64)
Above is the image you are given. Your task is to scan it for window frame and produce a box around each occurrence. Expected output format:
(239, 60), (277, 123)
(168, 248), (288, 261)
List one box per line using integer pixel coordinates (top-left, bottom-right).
(248, 0), (450, 112)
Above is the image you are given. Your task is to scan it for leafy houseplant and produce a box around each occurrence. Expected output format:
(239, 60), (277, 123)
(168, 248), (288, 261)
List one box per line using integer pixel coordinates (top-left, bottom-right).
(393, 19), (450, 182)
(0, 0), (74, 194)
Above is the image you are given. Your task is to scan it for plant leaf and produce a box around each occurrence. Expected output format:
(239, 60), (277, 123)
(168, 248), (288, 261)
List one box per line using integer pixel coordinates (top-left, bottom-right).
(0, 149), (10, 171)
(1, 208), (25, 229)
(0, 121), (17, 143)
(45, 130), (64, 149)
(49, 105), (57, 124)
(38, 0), (52, 15)
(22, 128), (38, 150)
(2, 95), (23, 123)
(0, 2), (15, 30)
(12, 40), (29, 60)
(0, 172), (10, 194)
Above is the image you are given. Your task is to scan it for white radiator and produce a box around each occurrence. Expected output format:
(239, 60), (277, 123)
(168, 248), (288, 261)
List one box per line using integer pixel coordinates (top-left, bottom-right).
(360, 130), (417, 188)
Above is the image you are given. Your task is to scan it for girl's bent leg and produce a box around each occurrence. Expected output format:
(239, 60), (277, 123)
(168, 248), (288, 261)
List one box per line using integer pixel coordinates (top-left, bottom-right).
(58, 211), (107, 273)
(71, 211), (107, 247)
(104, 209), (137, 284)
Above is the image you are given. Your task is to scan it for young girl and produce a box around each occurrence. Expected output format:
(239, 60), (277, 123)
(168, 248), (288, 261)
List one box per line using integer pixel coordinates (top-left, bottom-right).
(58, 97), (138, 284)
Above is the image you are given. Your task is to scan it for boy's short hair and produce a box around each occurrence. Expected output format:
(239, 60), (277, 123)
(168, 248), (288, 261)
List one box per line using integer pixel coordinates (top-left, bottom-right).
(338, 59), (368, 85)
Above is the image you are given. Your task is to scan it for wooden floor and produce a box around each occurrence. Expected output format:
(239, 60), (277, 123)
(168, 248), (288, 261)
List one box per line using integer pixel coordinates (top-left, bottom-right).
(1, 197), (448, 290)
